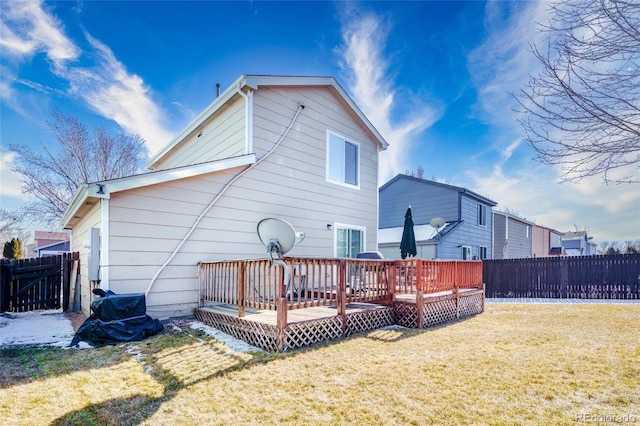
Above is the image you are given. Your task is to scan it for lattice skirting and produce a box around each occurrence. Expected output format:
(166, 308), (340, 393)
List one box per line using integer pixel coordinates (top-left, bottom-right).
(194, 292), (482, 351)
(194, 309), (281, 352)
(394, 291), (484, 329)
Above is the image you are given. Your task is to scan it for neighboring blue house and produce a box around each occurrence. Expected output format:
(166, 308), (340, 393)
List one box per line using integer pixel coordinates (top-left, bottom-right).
(34, 240), (70, 257)
(561, 231), (597, 256)
(378, 174), (497, 260)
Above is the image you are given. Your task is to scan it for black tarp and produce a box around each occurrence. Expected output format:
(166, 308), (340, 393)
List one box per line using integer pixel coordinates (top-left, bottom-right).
(70, 292), (163, 347)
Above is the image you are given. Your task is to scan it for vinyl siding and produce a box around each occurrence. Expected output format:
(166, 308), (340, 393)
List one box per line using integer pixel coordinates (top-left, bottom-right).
(69, 200), (102, 317)
(493, 213), (507, 259)
(493, 212), (532, 259)
(438, 196), (493, 259)
(101, 85), (380, 319)
(379, 179), (459, 228)
(505, 218), (532, 258)
(151, 96), (246, 170)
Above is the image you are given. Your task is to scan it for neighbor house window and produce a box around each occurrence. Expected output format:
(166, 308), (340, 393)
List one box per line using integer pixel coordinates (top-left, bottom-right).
(479, 246), (488, 260)
(335, 224), (365, 258)
(478, 204), (487, 226)
(327, 130), (360, 188)
(462, 246), (472, 260)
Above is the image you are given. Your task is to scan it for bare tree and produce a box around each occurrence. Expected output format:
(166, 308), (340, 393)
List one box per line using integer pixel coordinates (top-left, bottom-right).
(516, 0), (640, 184)
(10, 111), (146, 227)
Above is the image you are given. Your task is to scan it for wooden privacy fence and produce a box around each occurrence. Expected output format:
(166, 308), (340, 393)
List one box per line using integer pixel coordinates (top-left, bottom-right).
(0, 252), (80, 312)
(483, 253), (640, 299)
(199, 257), (484, 312)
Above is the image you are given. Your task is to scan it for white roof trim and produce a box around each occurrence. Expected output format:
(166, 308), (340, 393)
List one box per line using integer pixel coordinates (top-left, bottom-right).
(61, 154), (256, 229)
(147, 75), (388, 169)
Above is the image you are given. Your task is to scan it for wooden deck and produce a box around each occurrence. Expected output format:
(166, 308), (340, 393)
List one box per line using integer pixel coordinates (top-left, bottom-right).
(194, 287), (484, 352)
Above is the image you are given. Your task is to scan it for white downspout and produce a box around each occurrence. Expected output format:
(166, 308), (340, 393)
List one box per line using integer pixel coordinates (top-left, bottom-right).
(100, 198), (110, 291)
(237, 84), (254, 154)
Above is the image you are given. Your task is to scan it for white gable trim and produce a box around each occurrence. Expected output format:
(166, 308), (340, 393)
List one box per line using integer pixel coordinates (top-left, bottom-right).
(61, 153), (256, 229)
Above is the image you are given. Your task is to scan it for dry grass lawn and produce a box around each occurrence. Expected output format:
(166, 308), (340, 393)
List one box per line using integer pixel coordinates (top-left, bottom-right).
(1, 303), (638, 425)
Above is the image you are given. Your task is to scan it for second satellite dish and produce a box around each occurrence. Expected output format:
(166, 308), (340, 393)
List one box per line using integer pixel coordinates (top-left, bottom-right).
(429, 217), (446, 229)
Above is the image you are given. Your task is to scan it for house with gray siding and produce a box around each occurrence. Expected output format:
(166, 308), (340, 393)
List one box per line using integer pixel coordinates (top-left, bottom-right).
(61, 75), (388, 319)
(378, 174), (496, 260)
(492, 211), (534, 259)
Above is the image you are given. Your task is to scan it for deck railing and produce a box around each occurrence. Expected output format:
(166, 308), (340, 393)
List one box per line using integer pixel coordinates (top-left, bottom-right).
(199, 257), (483, 313)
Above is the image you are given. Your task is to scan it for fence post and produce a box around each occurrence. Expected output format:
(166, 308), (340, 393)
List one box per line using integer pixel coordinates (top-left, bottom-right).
(560, 257), (568, 298)
(1, 259), (12, 312)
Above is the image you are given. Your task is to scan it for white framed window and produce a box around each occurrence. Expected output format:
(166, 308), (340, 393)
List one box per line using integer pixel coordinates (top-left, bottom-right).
(479, 246), (488, 260)
(478, 204), (487, 226)
(462, 245), (472, 260)
(326, 130), (360, 188)
(335, 223), (365, 258)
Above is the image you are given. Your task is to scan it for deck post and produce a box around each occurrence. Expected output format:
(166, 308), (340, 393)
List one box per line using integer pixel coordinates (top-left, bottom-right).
(337, 259), (347, 334)
(237, 262), (246, 317)
(454, 285), (460, 318)
(416, 290), (424, 328)
(276, 296), (288, 351)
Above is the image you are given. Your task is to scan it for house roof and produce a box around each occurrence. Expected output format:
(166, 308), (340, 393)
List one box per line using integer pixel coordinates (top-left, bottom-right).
(379, 174), (497, 206)
(61, 154), (256, 229)
(147, 74), (388, 169)
(493, 210), (535, 226)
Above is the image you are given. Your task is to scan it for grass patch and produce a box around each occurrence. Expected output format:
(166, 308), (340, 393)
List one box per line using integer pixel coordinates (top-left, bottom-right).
(1, 304), (638, 425)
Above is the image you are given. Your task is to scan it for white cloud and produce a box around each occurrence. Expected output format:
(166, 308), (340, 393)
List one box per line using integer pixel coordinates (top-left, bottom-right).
(0, 151), (26, 200)
(465, 1), (639, 243)
(0, 0), (79, 64)
(337, 7), (442, 184)
(1, 1), (173, 156)
(63, 34), (174, 155)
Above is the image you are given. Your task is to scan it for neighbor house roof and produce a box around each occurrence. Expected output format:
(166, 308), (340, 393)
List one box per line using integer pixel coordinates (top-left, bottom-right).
(380, 174), (497, 206)
(493, 210), (535, 226)
(147, 74), (388, 169)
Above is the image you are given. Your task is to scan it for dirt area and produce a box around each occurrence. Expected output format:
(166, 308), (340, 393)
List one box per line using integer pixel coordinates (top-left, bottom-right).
(64, 311), (87, 332)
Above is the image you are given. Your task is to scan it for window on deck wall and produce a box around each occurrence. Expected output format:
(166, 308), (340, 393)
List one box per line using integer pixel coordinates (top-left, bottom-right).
(327, 130), (360, 188)
(479, 246), (488, 259)
(462, 246), (472, 260)
(335, 225), (364, 258)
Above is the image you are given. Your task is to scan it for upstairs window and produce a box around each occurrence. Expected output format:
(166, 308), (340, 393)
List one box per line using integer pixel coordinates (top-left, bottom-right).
(478, 204), (487, 226)
(327, 130), (360, 188)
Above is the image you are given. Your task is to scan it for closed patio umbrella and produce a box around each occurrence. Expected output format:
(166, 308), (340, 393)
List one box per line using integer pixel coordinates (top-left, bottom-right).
(400, 206), (417, 259)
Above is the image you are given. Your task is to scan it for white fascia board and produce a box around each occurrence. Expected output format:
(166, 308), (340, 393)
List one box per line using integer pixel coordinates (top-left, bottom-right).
(147, 75), (248, 169)
(104, 153), (255, 193)
(60, 184), (90, 229)
(62, 154), (255, 228)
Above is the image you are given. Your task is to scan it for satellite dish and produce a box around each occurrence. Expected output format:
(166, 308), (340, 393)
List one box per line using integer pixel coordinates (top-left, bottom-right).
(257, 218), (304, 299)
(429, 217), (446, 229)
(257, 218), (297, 260)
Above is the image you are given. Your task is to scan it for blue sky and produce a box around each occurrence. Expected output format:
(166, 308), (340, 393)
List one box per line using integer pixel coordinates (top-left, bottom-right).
(1, 0), (638, 244)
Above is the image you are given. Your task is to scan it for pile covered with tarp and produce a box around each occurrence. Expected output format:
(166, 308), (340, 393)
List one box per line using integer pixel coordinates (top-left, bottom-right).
(70, 291), (163, 347)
